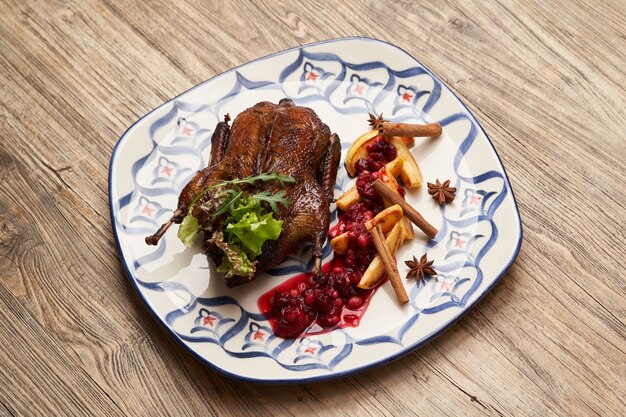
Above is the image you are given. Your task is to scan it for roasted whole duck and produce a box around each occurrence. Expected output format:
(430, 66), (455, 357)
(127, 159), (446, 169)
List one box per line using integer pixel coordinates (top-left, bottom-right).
(146, 99), (341, 287)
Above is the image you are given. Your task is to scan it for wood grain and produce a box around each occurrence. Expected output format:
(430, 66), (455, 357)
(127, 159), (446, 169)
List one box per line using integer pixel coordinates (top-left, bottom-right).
(0, 0), (624, 415)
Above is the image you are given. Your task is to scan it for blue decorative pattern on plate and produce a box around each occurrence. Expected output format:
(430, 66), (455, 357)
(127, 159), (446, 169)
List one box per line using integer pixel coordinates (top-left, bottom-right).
(109, 37), (522, 383)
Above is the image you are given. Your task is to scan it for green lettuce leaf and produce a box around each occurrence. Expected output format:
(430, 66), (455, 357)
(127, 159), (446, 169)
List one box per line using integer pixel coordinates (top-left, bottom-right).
(225, 213), (283, 257)
(177, 214), (200, 247)
(223, 196), (284, 257)
(229, 197), (260, 222)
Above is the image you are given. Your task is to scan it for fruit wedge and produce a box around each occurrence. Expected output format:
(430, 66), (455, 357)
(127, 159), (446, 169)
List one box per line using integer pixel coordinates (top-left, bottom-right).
(388, 136), (423, 188)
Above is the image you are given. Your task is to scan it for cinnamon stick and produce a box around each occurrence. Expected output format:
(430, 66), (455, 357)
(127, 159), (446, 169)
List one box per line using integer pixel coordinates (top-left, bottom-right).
(371, 225), (409, 304)
(379, 121), (442, 138)
(372, 179), (438, 239)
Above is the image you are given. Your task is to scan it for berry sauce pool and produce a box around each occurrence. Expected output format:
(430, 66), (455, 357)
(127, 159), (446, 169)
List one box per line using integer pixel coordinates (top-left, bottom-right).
(258, 136), (401, 338)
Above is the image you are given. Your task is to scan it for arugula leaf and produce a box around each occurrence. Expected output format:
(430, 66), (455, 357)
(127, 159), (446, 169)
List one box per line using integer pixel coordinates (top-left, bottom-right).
(252, 190), (291, 213)
(226, 172), (296, 187)
(187, 173), (295, 214)
(177, 213), (200, 247)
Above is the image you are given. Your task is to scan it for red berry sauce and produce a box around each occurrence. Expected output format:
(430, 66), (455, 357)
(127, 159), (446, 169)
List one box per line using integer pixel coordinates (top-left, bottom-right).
(258, 136), (402, 338)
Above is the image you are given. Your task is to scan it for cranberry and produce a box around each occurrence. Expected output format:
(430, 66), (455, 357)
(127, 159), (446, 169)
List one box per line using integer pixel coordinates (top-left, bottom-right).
(313, 286), (335, 313)
(283, 307), (300, 322)
(355, 155), (384, 173)
(350, 246), (376, 273)
(347, 296), (364, 310)
(357, 234), (370, 248)
(356, 181), (376, 200)
(369, 151), (384, 162)
(355, 158), (369, 173)
(355, 158), (378, 174)
(346, 224), (368, 249)
(355, 174), (370, 190)
(318, 311), (340, 327)
(348, 271), (361, 284)
(365, 137), (385, 152)
(383, 144), (397, 161)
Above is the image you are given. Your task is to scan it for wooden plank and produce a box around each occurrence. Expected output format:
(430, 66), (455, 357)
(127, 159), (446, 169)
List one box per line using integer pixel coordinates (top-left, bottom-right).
(0, 284), (124, 416)
(0, 400), (15, 417)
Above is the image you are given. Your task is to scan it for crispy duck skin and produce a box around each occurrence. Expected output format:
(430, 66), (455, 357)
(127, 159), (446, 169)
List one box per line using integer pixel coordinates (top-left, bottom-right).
(146, 99), (341, 287)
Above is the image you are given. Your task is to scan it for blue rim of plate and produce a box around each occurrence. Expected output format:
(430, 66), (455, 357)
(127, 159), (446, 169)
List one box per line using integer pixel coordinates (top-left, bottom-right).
(108, 36), (523, 384)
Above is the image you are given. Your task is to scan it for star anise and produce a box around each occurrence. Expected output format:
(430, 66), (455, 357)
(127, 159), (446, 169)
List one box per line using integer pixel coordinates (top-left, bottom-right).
(427, 179), (456, 206)
(405, 254), (437, 282)
(367, 112), (387, 130)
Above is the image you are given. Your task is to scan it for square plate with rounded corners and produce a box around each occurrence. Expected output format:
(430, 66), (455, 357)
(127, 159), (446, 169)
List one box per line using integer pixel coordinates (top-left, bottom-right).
(109, 37), (522, 383)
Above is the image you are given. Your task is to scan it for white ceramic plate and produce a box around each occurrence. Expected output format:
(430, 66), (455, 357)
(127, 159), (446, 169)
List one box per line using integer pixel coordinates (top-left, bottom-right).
(109, 37), (522, 383)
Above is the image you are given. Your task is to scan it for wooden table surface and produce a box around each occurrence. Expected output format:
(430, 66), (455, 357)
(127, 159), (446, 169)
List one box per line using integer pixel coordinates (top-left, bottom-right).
(1, 0), (624, 415)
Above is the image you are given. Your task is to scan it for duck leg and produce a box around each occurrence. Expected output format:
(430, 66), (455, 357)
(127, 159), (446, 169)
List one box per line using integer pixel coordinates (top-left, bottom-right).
(208, 114), (231, 166)
(317, 133), (341, 202)
(309, 133), (341, 272)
